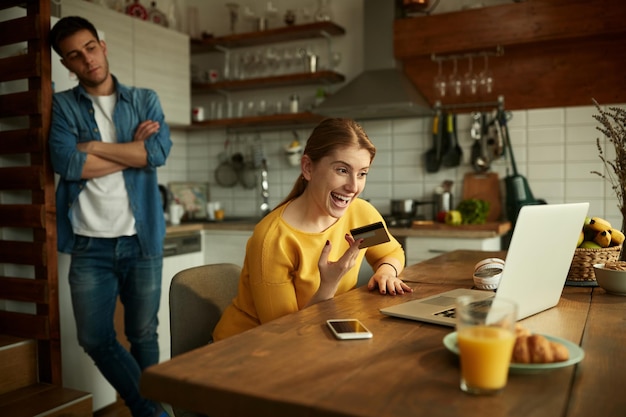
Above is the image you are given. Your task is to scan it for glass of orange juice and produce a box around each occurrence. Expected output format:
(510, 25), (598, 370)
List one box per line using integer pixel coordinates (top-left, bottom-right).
(456, 296), (517, 395)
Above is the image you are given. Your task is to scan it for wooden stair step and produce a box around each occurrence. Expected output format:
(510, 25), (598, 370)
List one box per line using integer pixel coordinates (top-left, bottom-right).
(0, 383), (92, 417)
(0, 335), (37, 395)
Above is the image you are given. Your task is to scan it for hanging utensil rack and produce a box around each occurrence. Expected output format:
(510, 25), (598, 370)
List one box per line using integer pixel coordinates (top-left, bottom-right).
(434, 95), (505, 113)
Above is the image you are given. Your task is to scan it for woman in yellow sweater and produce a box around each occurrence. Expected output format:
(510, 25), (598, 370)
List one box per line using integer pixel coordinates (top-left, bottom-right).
(213, 118), (412, 341)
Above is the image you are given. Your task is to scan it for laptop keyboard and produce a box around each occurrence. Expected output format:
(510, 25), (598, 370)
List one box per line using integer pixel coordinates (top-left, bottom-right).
(434, 307), (456, 318)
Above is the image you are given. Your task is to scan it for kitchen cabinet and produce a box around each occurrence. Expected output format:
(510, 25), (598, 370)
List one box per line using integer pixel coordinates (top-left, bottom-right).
(60, 0), (190, 126)
(190, 21), (346, 131)
(393, 0), (626, 111)
(404, 236), (501, 265)
(202, 230), (251, 266)
(160, 249), (205, 362)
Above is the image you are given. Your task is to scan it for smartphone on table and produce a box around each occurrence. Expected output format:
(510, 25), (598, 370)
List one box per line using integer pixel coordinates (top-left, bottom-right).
(326, 319), (373, 340)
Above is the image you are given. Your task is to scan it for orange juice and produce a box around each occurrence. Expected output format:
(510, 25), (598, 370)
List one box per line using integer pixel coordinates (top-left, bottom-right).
(457, 326), (515, 392)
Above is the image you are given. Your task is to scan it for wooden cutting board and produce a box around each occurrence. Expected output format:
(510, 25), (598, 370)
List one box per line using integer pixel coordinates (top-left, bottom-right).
(462, 172), (502, 222)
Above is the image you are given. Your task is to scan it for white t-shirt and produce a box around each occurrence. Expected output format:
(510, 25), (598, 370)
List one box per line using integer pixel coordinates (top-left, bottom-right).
(71, 94), (136, 237)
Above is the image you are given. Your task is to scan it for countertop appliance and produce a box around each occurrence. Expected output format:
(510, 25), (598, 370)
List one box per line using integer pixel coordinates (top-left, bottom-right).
(163, 232), (202, 257)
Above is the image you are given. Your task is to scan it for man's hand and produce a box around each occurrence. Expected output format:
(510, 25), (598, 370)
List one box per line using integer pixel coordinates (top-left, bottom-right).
(133, 120), (160, 142)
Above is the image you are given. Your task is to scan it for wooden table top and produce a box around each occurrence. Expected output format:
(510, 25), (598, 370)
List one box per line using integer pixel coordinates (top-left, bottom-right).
(140, 250), (626, 417)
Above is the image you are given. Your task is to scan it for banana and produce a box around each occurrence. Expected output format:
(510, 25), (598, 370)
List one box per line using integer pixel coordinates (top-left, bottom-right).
(594, 230), (612, 248)
(588, 217), (612, 232)
(609, 228), (625, 246)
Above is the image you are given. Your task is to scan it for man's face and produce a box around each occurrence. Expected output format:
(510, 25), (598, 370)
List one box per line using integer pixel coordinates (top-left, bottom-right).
(58, 29), (109, 90)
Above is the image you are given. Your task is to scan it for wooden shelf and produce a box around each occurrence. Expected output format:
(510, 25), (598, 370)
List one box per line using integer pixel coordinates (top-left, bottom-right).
(185, 112), (325, 132)
(393, 0), (626, 111)
(192, 70), (345, 94)
(191, 21), (345, 54)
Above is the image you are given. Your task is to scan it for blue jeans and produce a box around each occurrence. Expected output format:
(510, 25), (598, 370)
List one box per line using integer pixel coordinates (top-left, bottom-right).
(69, 235), (163, 417)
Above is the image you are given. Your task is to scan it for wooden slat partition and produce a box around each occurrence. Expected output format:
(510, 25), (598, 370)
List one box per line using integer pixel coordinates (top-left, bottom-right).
(0, 129), (42, 154)
(0, 166), (44, 190)
(0, 15), (39, 47)
(0, 204), (45, 228)
(0, 240), (46, 267)
(0, 0), (60, 385)
(0, 311), (49, 340)
(0, 53), (40, 82)
(0, 276), (48, 303)
(0, 90), (41, 118)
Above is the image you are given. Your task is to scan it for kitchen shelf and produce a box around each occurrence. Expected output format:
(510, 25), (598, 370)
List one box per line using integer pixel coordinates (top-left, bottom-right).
(187, 112), (326, 132)
(191, 21), (345, 54)
(189, 21), (347, 132)
(393, 0), (626, 111)
(192, 70), (345, 94)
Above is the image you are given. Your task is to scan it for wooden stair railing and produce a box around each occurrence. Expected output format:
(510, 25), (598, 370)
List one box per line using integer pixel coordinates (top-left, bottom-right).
(0, 0), (61, 385)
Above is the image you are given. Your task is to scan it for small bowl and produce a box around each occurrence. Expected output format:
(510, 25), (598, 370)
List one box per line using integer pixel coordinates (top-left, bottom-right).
(593, 263), (626, 296)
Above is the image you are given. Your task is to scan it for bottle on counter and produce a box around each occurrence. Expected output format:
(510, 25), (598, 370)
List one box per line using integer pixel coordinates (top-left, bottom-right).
(289, 94), (299, 113)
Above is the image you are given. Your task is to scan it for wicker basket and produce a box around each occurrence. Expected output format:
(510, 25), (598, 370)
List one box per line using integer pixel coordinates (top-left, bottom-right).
(567, 245), (623, 282)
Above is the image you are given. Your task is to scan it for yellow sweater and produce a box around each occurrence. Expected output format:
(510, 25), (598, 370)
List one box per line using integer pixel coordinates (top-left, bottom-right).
(213, 198), (404, 341)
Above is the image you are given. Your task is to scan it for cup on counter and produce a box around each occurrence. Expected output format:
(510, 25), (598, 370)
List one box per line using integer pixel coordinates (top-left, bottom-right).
(207, 201), (223, 221)
(169, 203), (185, 225)
(455, 296), (517, 395)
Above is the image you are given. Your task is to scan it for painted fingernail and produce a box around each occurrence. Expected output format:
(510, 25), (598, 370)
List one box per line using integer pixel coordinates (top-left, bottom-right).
(325, 240), (330, 246)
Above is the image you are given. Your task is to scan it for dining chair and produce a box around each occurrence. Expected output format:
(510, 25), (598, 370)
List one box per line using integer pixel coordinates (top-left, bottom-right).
(168, 262), (241, 417)
(169, 262), (241, 356)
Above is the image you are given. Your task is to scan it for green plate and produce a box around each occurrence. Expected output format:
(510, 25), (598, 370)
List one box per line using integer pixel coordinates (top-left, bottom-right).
(442, 332), (585, 374)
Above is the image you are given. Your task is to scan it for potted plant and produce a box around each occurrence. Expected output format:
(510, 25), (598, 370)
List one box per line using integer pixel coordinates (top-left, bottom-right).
(591, 99), (626, 260)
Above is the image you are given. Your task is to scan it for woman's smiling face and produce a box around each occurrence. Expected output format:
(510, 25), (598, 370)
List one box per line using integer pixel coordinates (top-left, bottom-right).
(303, 145), (372, 219)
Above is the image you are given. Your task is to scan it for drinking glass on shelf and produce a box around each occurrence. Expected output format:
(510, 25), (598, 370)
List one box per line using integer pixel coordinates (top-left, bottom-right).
(264, 47), (281, 75)
(330, 51), (342, 69)
(225, 3), (239, 34)
(433, 59), (447, 98)
(479, 54), (494, 95)
(464, 55), (479, 95)
(448, 57), (462, 97)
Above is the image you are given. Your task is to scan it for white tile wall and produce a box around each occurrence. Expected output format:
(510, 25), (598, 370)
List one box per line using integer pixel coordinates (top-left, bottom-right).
(157, 103), (626, 228)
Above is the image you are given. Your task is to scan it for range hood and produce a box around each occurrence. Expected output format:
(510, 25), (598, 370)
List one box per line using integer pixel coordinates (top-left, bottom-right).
(315, 1), (433, 120)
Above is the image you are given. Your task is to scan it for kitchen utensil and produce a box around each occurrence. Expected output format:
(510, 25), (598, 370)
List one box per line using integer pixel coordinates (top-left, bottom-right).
(260, 159), (270, 216)
(470, 112), (488, 172)
(391, 199), (418, 218)
(238, 161), (257, 189)
(441, 112), (462, 167)
(501, 110), (545, 224)
(424, 109), (442, 173)
(462, 171), (502, 222)
(214, 138), (238, 187)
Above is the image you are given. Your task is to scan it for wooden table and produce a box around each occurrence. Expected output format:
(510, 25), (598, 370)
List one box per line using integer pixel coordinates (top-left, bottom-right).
(140, 250), (626, 417)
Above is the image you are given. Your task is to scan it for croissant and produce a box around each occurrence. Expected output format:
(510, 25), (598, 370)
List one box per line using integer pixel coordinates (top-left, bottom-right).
(512, 334), (569, 364)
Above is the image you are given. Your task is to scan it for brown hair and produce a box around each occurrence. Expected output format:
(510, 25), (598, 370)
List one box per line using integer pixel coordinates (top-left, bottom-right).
(277, 118), (376, 207)
(50, 16), (100, 57)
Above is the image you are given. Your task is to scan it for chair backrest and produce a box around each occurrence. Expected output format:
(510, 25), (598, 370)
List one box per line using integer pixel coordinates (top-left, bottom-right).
(169, 263), (241, 357)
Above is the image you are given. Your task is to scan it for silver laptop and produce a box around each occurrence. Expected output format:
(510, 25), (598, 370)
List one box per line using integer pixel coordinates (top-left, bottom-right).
(380, 202), (590, 326)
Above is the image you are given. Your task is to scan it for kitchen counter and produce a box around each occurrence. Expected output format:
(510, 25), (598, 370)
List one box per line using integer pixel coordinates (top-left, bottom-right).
(165, 219), (258, 235)
(167, 220), (512, 239)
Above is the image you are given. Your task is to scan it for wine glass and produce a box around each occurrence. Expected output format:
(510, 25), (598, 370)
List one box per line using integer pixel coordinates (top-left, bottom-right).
(463, 55), (479, 95)
(225, 3), (240, 34)
(448, 57), (462, 97)
(479, 54), (494, 95)
(433, 59), (447, 98)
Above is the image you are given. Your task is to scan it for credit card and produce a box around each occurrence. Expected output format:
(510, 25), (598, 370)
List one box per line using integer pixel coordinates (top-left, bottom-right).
(350, 221), (390, 248)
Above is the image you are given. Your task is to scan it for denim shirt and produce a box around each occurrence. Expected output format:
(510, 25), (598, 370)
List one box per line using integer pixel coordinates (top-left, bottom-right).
(49, 76), (172, 256)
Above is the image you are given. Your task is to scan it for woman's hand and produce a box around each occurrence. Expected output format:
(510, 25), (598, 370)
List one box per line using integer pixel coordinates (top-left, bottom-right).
(368, 262), (413, 296)
(306, 234), (363, 306)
